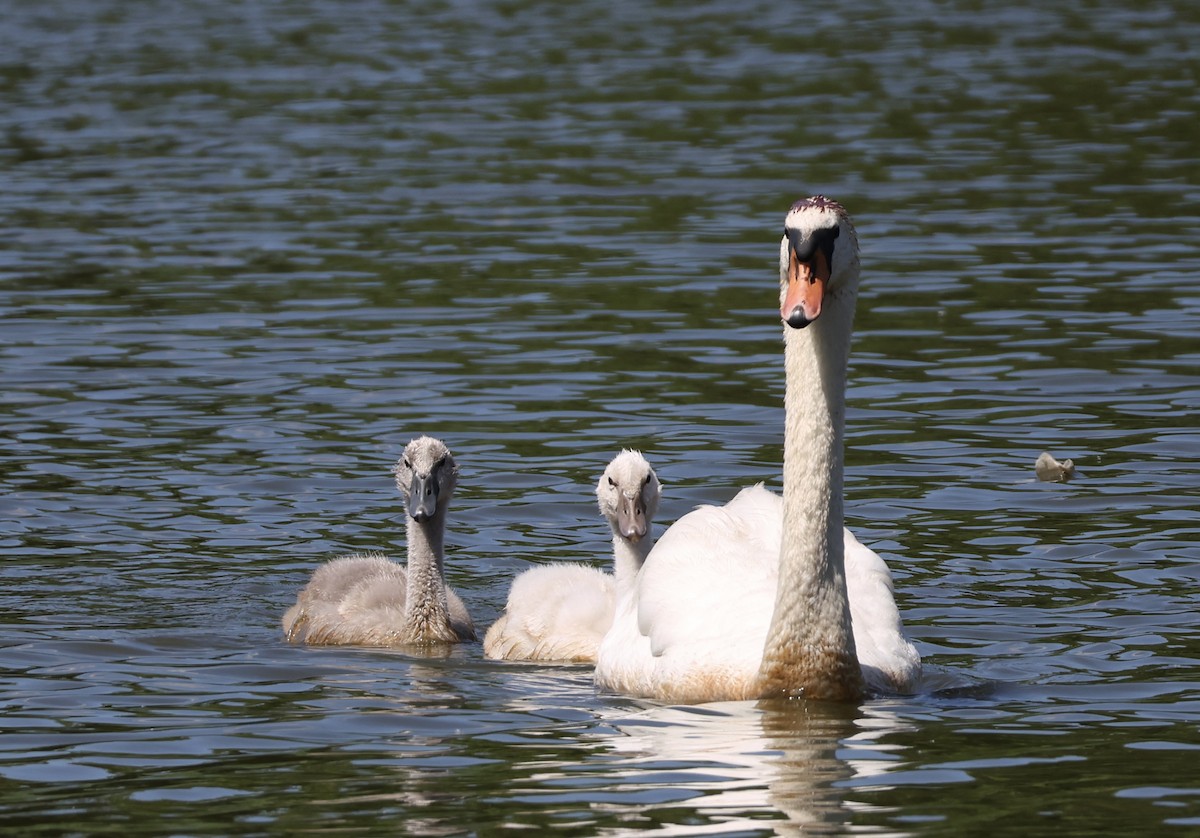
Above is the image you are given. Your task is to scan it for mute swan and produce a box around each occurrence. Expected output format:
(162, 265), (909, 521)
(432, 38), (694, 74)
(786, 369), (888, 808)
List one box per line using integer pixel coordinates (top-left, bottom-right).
(282, 436), (476, 646)
(595, 196), (921, 703)
(483, 450), (662, 663)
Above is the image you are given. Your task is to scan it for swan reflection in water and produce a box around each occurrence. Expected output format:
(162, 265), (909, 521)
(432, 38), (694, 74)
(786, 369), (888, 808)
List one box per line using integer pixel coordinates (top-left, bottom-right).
(597, 699), (918, 835)
(287, 656), (928, 835)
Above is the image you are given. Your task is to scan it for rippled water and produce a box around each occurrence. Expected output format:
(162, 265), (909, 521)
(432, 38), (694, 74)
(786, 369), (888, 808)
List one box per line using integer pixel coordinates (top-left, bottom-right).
(3, 0), (1199, 834)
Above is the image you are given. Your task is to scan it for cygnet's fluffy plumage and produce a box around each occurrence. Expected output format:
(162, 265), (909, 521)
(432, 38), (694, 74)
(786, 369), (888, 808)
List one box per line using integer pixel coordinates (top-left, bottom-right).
(282, 436), (475, 646)
(483, 450), (661, 663)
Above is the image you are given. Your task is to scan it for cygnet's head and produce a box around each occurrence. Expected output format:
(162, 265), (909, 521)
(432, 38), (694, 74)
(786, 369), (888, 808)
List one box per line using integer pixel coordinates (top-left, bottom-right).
(596, 450), (661, 543)
(778, 195), (860, 329)
(393, 436), (459, 523)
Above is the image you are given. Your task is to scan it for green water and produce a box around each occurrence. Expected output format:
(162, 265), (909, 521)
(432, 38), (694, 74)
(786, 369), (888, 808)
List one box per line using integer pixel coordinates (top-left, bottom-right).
(2, 0), (1199, 834)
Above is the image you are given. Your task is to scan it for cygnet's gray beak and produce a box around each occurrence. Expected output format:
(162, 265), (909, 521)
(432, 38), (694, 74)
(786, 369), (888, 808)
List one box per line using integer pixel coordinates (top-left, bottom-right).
(616, 492), (648, 542)
(407, 472), (439, 522)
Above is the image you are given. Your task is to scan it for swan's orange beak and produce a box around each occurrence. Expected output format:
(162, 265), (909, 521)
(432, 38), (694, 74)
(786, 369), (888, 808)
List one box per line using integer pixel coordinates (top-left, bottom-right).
(781, 245), (830, 329)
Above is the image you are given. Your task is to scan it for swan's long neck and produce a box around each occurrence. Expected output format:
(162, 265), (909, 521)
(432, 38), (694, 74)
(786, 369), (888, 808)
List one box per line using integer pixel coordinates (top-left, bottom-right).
(401, 511), (456, 642)
(612, 532), (653, 600)
(757, 290), (864, 702)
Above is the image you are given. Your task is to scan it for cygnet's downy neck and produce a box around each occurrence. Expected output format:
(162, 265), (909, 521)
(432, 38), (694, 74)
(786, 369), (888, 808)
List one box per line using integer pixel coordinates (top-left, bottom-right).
(611, 528), (653, 598)
(401, 508), (457, 643)
(757, 291), (863, 701)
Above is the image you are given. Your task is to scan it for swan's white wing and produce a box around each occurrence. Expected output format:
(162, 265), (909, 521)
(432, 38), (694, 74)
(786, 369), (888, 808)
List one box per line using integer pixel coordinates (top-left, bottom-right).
(637, 485), (781, 656)
(844, 529), (922, 693)
(595, 483), (922, 700)
(597, 485), (782, 701)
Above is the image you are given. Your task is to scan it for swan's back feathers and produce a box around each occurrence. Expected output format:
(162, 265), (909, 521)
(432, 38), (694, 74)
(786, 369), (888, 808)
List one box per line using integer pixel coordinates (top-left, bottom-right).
(598, 485), (783, 702)
(295, 554), (401, 607)
(483, 563), (615, 662)
(484, 450), (662, 664)
(596, 483), (922, 700)
(844, 530), (921, 692)
(636, 485), (779, 656)
(283, 552), (475, 646)
(283, 553), (403, 644)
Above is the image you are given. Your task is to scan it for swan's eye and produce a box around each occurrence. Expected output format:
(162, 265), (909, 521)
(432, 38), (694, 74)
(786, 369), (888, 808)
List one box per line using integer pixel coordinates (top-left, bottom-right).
(403, 458), (412, 470)
(607, 476), (617, 488)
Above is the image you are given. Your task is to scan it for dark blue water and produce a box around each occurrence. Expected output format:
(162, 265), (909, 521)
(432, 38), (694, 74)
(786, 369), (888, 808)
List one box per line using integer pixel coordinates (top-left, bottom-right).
(2, 0), (1199, 834)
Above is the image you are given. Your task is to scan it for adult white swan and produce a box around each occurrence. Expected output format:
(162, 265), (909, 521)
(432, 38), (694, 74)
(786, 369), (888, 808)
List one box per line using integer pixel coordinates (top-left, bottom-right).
(282, 436), (476, 646)
(484, 450), (661, 662)
(595, 196), (920, 703)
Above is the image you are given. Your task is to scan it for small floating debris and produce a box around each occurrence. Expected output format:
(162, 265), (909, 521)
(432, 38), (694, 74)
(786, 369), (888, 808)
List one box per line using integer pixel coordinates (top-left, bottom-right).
(1035, 451), (1076, 482)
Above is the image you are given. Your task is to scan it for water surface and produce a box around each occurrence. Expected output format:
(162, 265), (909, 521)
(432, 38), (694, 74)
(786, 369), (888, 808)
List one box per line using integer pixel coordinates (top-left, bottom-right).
(3, 0), (1200, 834)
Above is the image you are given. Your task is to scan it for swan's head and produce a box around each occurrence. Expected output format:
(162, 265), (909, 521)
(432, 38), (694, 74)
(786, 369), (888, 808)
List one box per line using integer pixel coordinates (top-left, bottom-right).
(596, 449), (661, 543)
(778, 195), (860, 329)
(393, 436), (459, 523)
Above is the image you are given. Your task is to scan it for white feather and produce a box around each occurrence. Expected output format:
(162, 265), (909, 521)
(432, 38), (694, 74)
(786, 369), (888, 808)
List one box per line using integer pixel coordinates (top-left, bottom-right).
(484, 451), (661, 663)
(596, 198), (921, 703)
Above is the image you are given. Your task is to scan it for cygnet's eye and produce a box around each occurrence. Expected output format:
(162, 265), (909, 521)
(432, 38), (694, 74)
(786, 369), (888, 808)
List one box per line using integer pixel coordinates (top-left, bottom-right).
(403, 458), (412, 470)
(607, 476), (617, 488)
